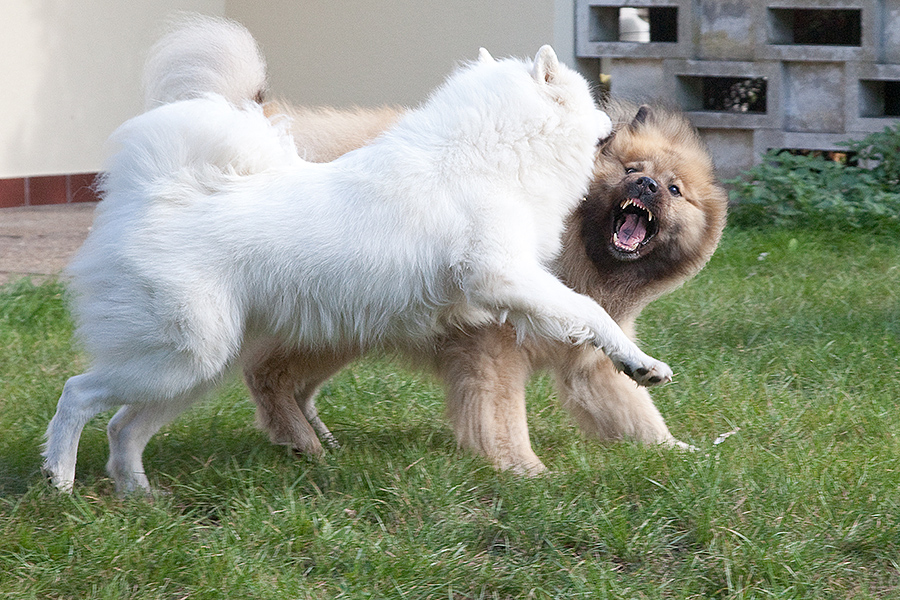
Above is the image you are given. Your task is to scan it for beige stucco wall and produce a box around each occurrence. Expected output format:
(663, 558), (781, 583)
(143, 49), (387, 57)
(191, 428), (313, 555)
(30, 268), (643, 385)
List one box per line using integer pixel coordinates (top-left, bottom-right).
(0, 1), (225, 178)
(229, 0), (576, 108)
(0, 0), (577, 178)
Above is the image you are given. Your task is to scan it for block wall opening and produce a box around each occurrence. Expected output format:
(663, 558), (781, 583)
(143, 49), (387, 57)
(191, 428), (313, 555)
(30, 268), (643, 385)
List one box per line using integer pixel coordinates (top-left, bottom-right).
(588, 6), (677, 43)
(860, 80), (900, 117)
(678, 76), (767, 113)
(768, 9), (862, 46)
(777, 148), (857, 165)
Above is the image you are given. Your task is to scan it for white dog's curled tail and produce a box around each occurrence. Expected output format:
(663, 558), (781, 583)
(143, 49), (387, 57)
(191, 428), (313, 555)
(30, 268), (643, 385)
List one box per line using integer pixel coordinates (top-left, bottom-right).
(143, 14), (267, 110)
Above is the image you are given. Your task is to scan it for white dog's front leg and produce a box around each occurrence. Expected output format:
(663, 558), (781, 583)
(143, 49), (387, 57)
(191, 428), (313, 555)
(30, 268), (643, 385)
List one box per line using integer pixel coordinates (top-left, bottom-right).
(477, 267), (672, 387)
(42, 373), (119, 492)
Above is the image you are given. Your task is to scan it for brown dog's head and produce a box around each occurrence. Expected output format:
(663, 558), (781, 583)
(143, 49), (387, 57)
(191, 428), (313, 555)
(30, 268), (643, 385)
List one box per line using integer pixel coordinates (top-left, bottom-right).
(572, 101), (728, 298)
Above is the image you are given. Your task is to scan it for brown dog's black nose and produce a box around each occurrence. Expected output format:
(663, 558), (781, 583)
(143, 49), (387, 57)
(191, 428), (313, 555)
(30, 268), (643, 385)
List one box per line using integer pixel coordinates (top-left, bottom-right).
(636, 176), (658, 194)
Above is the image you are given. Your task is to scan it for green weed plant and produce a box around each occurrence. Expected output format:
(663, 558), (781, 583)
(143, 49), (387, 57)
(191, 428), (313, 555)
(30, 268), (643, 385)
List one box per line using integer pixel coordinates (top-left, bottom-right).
(727, 123), (900, 231)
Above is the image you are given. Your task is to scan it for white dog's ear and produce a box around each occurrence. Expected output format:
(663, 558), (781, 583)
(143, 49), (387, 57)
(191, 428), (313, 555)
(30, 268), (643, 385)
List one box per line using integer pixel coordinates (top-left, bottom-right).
(532, 45), (559, 84)
(478, 47), (495, 63)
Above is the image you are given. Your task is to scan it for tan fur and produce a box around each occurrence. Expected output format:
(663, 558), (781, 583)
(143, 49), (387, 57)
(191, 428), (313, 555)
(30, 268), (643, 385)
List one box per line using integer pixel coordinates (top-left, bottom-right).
(246, 98), (728, 473)
(244, 342), (352, 455)
(263, 100), (401, 162)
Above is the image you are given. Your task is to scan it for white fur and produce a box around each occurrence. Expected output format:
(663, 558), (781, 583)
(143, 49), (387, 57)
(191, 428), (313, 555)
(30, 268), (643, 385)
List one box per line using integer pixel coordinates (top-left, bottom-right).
(143, 15), (267, 108)
(43, 17), (669, 493)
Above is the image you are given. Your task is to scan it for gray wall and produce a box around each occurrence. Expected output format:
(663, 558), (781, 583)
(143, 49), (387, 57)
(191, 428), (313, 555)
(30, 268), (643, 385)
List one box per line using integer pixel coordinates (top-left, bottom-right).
(0, 1), (224, 178)
(576, 0), (900, 179)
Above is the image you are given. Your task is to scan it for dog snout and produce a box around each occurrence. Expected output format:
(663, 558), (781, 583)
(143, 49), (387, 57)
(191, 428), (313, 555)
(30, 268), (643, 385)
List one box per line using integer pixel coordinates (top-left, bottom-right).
(636, 176), (658, 194)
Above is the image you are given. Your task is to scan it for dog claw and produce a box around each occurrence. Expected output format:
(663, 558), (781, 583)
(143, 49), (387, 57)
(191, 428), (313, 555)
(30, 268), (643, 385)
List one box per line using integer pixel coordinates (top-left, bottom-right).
(41, 463), (74, 494)
(616, 359), (672, 387)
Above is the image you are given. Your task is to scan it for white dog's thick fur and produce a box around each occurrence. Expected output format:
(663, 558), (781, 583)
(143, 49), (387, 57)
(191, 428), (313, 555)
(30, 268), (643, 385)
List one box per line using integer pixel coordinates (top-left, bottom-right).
(43, 17), (672, 493)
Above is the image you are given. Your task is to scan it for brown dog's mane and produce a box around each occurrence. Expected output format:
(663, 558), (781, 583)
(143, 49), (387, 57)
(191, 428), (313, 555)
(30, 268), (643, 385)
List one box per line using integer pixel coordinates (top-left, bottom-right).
(555, 99), (728, 321)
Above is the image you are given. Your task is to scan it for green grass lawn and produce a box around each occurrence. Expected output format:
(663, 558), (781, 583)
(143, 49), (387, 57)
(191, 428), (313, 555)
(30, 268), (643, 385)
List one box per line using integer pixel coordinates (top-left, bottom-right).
(1, 227), (898, 599)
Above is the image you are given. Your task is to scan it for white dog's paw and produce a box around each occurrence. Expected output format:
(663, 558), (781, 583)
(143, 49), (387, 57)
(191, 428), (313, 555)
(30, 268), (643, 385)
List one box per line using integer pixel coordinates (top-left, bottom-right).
(595, 109), (613, 142)
(41, 455), (76, 493)
(614, 356), (673, 387)
(671, 439), (699, 452)
(41, 464), (74, 494)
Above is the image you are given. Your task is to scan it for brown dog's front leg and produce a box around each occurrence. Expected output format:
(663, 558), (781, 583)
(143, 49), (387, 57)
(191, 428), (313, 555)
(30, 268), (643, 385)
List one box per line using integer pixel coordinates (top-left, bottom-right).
(438, 326), (546, 475)
(553, 344), (689, 448)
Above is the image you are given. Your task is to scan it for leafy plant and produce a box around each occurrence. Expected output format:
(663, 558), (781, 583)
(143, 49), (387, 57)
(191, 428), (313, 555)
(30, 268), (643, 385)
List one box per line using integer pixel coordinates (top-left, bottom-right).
(727, 123), (900, 231)
(841, 122), (900, 186)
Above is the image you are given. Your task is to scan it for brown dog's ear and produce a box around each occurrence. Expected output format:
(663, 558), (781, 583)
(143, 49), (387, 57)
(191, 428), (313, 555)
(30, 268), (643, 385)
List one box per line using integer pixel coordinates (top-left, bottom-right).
(631, 105), (651, 127)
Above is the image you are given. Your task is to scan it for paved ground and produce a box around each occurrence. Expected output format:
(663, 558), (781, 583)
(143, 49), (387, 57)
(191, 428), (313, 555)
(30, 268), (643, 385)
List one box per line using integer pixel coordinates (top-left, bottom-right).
(0, 203), (97, 285)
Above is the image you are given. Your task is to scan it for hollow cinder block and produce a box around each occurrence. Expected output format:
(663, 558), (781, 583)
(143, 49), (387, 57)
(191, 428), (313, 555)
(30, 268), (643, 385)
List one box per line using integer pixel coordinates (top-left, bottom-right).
(698, 129), (756, 180)
(783, 62), (845, 133)
(696, 0), (758, 60)
(884, 0), (900, 63)
(607, 58), (670, 102)
(575, 0), (899, 177)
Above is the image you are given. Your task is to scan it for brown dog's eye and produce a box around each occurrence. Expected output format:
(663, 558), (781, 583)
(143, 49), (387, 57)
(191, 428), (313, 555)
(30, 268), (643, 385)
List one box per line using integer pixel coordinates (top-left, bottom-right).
(668, 184), (681, 197)
(625, 167), (638, 174)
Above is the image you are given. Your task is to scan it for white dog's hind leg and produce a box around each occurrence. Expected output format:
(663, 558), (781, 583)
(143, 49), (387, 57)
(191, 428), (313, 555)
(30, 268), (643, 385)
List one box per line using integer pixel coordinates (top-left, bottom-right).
(106, 399), (197, 495)
(42, 373), (120, 492)
(479, 267), (673, 387)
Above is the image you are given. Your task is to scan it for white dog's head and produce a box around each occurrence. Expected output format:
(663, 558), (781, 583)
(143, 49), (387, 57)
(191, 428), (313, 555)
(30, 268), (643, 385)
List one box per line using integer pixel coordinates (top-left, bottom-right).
(410, 45), (611, 218)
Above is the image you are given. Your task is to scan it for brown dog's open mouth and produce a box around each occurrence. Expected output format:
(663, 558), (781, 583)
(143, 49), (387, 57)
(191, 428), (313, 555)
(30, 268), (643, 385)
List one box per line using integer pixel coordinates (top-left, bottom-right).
(612, 198), (658, 254)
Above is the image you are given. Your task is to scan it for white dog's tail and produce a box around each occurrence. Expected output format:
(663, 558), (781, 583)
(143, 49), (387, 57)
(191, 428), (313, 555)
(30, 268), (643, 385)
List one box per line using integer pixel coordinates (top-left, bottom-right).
(143, 15), (267, 110)
(94, 16), (298, 206)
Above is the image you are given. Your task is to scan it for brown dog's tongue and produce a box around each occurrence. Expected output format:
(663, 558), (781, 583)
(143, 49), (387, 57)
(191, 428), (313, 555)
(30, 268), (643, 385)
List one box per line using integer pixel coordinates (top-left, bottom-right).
(617, 213), (647, 249)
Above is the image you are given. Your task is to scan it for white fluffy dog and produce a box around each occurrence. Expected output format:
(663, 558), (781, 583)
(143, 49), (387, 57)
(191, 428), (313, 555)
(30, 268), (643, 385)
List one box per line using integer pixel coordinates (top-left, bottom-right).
(43, 17), (672, 493)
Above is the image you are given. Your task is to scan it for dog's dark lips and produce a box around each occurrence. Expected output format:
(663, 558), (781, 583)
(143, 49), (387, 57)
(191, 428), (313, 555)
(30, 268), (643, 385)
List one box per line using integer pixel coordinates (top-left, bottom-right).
(612, 197), (658, 256)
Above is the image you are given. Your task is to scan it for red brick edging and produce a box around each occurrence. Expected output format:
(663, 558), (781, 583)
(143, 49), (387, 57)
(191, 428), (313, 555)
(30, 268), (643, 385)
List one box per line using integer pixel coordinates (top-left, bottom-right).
(0, 173), (101, 209)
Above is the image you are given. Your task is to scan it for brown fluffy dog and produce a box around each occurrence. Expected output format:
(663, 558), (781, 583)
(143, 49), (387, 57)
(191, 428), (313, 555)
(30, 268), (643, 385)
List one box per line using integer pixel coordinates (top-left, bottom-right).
(244, 98), (727, 474)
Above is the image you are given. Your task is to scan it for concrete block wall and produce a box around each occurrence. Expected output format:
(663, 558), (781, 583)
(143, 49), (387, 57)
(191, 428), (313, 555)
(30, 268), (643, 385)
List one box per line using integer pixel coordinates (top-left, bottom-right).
(576, 0), (900, 179)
